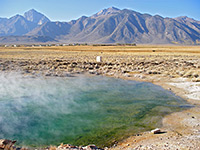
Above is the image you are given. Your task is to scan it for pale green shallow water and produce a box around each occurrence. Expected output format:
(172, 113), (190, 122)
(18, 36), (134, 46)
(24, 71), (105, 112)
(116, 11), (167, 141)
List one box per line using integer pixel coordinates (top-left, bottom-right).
(0, 73), (191, 147)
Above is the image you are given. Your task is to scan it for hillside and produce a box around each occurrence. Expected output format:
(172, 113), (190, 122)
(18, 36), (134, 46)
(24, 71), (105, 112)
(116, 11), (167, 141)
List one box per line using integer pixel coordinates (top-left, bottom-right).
(0, 7), (200, 44)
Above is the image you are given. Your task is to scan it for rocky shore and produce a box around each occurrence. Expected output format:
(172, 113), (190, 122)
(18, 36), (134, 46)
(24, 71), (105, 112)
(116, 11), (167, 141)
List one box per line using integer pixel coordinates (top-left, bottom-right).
(0, 139), (103, 150)
(1, 54), (200, 81)
(0, 46), (200, 149)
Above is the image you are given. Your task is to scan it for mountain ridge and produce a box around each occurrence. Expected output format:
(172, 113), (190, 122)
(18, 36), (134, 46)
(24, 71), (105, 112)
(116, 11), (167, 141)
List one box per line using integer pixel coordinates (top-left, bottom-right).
(24, 9), (50, 25)
(0, 7), (200, 44)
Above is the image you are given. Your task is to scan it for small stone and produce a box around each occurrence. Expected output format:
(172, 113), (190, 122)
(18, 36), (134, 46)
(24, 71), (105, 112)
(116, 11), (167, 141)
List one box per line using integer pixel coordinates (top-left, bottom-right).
(151, 128), (161, 134)
(0, 139), (16, 149)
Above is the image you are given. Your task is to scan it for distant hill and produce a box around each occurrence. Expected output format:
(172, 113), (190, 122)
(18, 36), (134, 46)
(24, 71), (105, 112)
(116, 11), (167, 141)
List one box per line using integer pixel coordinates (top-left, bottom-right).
(0, 36), (56, 44)
(0, 7), (200, 44)
(0, 15), (37, 36)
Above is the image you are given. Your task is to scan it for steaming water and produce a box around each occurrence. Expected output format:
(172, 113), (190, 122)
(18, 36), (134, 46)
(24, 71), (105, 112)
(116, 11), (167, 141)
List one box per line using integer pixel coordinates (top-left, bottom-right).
(0, 73), (190, 147)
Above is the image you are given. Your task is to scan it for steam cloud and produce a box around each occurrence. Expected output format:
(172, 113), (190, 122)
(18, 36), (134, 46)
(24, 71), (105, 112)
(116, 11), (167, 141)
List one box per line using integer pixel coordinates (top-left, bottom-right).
(0, 72), (187, 147)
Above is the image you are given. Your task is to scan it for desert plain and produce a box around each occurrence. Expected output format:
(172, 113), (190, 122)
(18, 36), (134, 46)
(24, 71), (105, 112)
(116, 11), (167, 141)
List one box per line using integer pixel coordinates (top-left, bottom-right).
(0, 45), (200, 150)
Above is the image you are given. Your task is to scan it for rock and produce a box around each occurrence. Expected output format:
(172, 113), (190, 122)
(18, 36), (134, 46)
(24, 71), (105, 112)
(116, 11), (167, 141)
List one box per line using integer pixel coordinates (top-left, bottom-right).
(0, 139), (16, 149)
(192, 78), (200, 82)
(151, 128), (161, 134)
(57, 143), (79, 149)
(193, 73), (199, 78)
(89, 70), (95, 74)
(96, 56), (102, 62)
(123, 73), (131, 77)
(82, 144), (98, 150)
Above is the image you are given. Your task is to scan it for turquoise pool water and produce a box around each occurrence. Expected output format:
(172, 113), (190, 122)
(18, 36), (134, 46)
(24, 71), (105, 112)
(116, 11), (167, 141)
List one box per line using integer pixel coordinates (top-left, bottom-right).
(0, 73), (190, 147)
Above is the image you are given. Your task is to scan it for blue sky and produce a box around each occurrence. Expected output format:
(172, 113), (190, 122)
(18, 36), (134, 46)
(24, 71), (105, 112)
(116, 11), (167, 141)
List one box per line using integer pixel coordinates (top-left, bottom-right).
(1, 0), (200, 21)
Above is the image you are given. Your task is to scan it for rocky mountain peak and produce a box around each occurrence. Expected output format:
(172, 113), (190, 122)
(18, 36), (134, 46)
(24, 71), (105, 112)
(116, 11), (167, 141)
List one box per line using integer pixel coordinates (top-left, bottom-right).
(174, 16), (197, 23)
(9, 14), (26, 22)
(93, 7), (120, 17)
(24, 9), (50, 25)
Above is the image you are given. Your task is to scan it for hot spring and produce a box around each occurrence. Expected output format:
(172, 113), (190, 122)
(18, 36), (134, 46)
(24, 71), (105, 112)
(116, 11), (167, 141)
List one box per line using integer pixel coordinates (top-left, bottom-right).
(0, 73), (190, 147)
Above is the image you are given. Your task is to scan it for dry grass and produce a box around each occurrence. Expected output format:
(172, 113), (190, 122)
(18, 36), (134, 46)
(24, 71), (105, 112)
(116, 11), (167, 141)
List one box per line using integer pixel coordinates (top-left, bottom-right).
(0, 45), (200, 60)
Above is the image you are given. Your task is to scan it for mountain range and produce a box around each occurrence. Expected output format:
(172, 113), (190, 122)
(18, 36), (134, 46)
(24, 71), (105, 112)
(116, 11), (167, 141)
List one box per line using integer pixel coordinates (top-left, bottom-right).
(0, 7), (200, 44)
